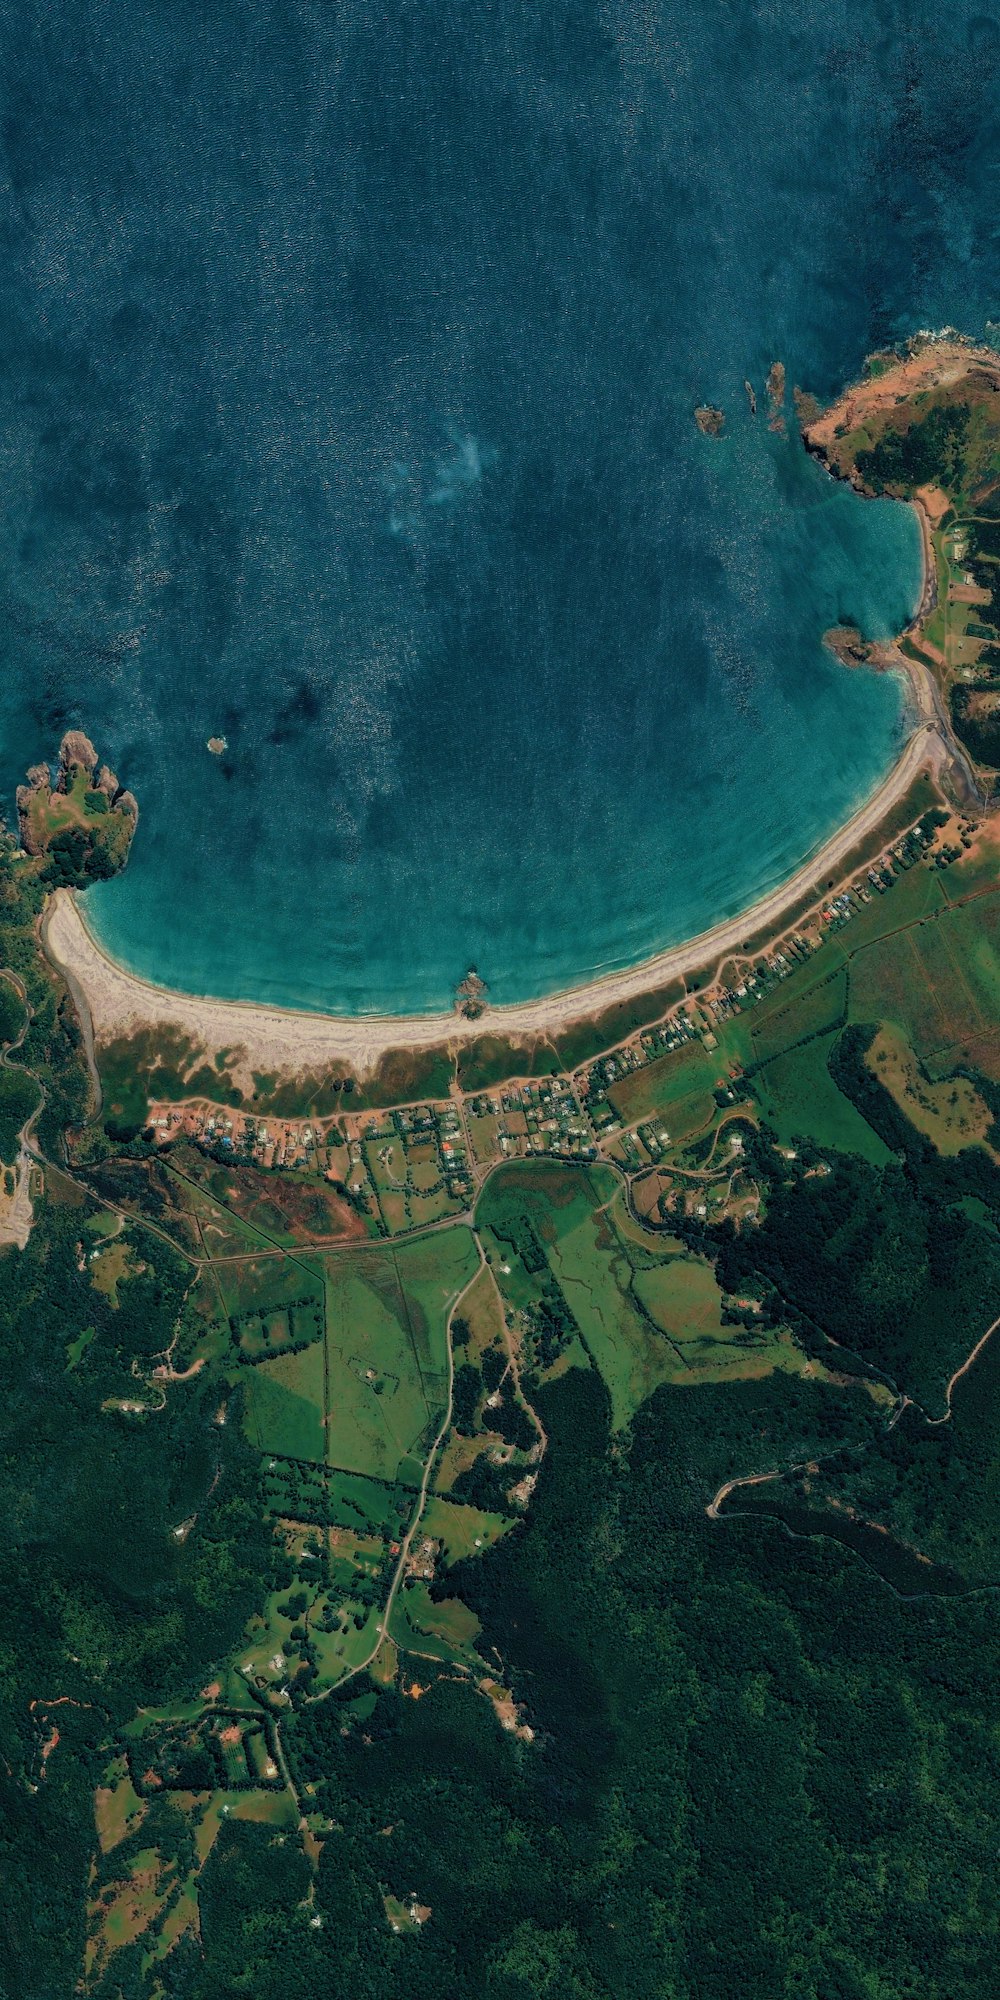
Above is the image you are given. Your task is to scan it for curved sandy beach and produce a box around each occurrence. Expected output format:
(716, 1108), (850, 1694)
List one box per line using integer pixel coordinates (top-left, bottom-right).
(42, 719), (944, 1080)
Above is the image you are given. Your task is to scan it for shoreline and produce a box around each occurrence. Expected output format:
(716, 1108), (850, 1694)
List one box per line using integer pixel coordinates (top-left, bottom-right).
(41, 334), (983, 1084)
(42, 721), (946, 1080)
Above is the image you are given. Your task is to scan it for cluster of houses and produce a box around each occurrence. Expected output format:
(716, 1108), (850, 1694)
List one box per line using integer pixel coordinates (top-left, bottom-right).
(147, 813), (954, 1211)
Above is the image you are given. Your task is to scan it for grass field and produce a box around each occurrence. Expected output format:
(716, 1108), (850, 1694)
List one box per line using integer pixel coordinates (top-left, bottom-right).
(750, 964), (848, 1065)
(434, 1428), (507, 1493)
(453, 1261), (505, 1359)
(216, 1252), (324, 1323)
(631, 1256), (730, 1347)
(322, 1228), (478, 1481)
(324, 1259), (434, 1479)
(421, 1494), (515, 1564)
(866, 1025), (993, 1155)
(331, 1469), (410, 1530)
(723, 860), (1000, 1119)
(388, 1580), (483, 1666)
(606, 1040), (718, 1136)
(241, 1342), (326, 1461)
(95, 1762), (146, 1854)
(847, 889), (1000, 1073)
(236, 1226), (478, 1480)
(753, 1032), (892, 1163)
(479, 1161), (839, 1423)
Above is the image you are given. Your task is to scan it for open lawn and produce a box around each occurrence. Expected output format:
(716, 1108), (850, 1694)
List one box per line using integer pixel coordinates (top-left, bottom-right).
(311, 1605), (382, 1682)
(452, 1261), (505, 1359)
(95, 1762), (146, 1854)
(480, 1161), (837, 1423)
(434, 1428), (505, 1494)
(847, 888), (1000, 1073)
(87, 1847), (170, 1980)
(217, 1250), (324, 1314)
(327, 1469), (409, 1532)
(89, 1237), (145, 1307)
(242, 1227), (478, 1485)
(322, 1229), (476, 1481)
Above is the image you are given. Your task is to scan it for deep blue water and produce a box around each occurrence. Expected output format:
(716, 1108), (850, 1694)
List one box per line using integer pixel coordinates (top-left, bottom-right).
(0, 1), (998, 1013)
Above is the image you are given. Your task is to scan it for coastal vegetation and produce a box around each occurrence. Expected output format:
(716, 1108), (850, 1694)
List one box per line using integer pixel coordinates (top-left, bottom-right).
(17, 732), (137, 886)
(803, 338), (1000, 778)
(12, 662), (1000, 1992)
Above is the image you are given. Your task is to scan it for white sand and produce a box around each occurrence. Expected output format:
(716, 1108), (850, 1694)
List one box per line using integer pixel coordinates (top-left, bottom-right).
(41, 721), (944, 1080)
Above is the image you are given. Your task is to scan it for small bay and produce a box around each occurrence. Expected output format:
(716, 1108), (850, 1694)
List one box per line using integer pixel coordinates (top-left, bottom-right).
(0, 0), (995, 1014)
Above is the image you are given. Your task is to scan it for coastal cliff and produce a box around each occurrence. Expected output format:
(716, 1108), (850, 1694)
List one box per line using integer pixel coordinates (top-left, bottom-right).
(801, 336), (1000, 504)
(802, 335), (1000, 784)
(17, 732), (138, 883)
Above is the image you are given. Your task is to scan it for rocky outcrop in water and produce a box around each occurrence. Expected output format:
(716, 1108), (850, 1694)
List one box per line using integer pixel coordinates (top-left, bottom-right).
(694, 405), (725, 437)
(58, 731), (98, 780)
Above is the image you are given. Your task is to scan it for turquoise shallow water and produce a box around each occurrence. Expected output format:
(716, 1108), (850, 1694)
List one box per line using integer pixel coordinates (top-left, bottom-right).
(0, 1), (996, 1013)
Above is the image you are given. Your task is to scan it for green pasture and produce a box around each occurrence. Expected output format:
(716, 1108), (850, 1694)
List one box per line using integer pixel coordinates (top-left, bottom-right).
(216, 1253), (323, 1322)
(481, 1160), (684, 1423)
(388, 1581), (482, 1667)
(606, 1040), (718, 1135)
(311, 1606), (382, 1683)
(241, 1343), (326, 1462)
(479, 1160), (824, 1424)
(847, 891), (1000, 1072)
(750, 964), (848, 1065)
(867, 1024), (993, 1156)
(325, 1261), (430, 1479)
(167, 1170), (280, 1258)
(326, 1470), (405, 1535)
(753, 1033), (891, 1163)
(479, 1158), (616, 1249)
(421, 1494), (515, 1564)
(320, 1231), (476, 1482)
(453, 1261), (505, 1358)
(631, 1259), (804, 1383)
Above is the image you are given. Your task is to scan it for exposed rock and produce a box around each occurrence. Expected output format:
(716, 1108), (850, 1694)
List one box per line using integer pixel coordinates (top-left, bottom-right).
(455, 965), (488, 1019)
(822, 625), (873, 669)
(744, 380), (757, 416)
(96, 765), (120, 799)
(694, 404), (725, 437)
(15, 786), (44, 853)
(117, 790), (139, 820)
(207, 736), (227, 755)
(767, 361), (786, 433)
(792, 385), (821, 428)
(59, 731), (98, 775)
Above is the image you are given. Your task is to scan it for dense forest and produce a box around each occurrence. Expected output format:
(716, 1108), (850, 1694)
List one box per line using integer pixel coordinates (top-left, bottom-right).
(6, 792), (1000, 1996)
(11, 1274), (1000, 1997)
(174, 1365), (999, 2000)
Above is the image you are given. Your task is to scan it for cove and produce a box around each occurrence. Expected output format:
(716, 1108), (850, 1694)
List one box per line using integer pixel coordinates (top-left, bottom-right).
(0, 0), (996, 1015)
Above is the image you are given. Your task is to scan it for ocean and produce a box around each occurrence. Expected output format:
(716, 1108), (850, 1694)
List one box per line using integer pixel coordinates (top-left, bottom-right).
(0, 0), (996, 1014)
